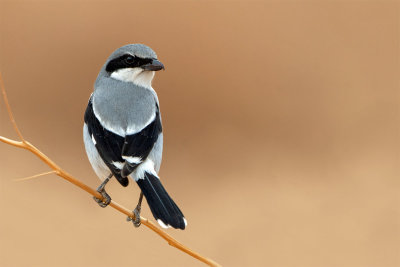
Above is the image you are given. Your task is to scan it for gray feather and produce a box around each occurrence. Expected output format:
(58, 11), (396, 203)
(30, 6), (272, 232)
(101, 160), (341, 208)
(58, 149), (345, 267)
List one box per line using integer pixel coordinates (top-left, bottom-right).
(92, 75), (158, 136)
(104, 44), (157, 62)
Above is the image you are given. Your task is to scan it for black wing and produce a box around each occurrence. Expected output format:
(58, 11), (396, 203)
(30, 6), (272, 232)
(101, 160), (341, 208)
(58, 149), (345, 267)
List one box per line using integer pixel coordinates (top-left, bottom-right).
(84, 98), (128, 186)
(84, 97), (162, 186)
(121, 105), (162, 177)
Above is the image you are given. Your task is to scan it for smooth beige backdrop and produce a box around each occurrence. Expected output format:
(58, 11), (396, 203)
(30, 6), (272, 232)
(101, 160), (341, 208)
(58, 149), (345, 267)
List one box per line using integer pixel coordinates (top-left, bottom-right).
(0, 1), (399, 267)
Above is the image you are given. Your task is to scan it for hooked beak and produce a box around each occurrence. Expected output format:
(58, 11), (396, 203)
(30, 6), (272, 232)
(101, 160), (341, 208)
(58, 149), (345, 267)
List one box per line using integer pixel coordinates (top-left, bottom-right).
(142, 59), (165, 71)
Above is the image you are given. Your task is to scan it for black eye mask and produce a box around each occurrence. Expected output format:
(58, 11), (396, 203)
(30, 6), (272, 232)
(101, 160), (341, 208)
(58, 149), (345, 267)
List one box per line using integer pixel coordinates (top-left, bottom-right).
(106, 54), (153, 73)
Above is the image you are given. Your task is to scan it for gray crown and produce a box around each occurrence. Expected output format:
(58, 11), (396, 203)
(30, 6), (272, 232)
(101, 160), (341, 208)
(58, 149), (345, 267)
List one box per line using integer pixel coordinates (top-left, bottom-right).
(107, 44), (157, 62)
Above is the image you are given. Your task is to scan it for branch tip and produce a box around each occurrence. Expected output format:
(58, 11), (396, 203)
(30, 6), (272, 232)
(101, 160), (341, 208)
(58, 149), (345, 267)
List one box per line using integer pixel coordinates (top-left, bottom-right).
(0, 73), (25, 141)
(14, 171), (56, 182)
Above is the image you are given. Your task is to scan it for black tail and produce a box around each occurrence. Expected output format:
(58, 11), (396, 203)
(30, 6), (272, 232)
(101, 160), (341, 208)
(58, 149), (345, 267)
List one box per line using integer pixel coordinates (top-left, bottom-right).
(137, 172), (186, 230)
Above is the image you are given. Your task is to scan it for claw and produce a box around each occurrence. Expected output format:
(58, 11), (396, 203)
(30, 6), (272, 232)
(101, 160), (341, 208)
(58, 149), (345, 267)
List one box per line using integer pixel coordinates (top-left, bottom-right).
(127, 206), (141, 227)
(93, 173), (112, 208)
(93, 189), (111, 208)
(133, 207), (141, 227)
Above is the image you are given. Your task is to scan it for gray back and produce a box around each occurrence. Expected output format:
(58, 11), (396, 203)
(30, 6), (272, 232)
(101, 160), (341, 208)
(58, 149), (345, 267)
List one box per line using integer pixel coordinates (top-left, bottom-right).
(93, 73), (158, 137)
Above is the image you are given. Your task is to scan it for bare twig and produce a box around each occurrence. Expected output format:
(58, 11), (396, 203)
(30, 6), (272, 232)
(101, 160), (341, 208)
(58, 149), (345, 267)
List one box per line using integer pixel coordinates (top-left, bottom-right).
(0, 73), (25, 142)
(14, 170), (56, 182)
(0, 73), (221, 267)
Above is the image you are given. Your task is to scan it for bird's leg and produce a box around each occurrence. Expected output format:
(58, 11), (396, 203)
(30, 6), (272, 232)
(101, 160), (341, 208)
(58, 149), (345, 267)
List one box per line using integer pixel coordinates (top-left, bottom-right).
(93, 173), (113, 208)
(127, 192), (144, 227)
(133, 192), (144, 227)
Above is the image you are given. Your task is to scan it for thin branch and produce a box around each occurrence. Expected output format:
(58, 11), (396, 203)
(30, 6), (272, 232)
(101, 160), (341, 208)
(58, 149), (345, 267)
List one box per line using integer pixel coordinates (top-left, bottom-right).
(0, 72), (25, 142)
(14, 170), (56, 182)
(0, 74), (221, 267)
(0, 136), (24, 147)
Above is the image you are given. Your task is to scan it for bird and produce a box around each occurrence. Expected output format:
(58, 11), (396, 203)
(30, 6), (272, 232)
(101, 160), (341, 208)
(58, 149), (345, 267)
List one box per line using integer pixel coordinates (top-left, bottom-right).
(83, 44), (186, 230)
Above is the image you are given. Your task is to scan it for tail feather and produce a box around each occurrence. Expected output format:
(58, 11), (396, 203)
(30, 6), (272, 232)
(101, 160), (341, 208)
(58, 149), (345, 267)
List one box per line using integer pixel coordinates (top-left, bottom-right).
(137, 172), (186, 230)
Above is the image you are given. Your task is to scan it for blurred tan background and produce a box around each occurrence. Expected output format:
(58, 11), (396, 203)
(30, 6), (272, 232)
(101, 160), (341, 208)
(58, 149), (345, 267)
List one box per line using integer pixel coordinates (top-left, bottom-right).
(0, 1), (399, 266)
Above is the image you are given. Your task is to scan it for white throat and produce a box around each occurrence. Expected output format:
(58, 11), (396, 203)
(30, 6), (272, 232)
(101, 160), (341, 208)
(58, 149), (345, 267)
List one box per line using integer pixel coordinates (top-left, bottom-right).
(110, 68), (155, 89)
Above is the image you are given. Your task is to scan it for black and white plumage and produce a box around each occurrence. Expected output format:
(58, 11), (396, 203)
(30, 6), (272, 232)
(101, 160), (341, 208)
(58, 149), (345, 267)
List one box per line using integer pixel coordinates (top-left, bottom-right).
(83, 44), (186, 230)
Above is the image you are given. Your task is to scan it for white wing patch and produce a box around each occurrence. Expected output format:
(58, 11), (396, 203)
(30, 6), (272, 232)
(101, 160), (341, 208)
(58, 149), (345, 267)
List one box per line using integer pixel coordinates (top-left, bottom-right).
(91, 134), (97, 145)
(112, 161), (124, 169)
(122, 156), (142, 164)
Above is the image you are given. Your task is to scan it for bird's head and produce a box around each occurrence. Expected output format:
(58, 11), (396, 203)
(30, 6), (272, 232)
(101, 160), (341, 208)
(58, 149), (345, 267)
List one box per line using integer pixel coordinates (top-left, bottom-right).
(104, 44), (164, 89)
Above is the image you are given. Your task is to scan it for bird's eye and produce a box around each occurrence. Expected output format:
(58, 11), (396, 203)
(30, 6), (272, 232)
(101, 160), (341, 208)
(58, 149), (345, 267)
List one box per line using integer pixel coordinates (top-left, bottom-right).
(125, 56), (134, 64)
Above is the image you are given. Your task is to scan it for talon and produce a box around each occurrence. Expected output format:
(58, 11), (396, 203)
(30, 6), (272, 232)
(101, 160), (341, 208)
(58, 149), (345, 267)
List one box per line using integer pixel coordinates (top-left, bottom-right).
(127, 207), (141, 227)
(127, 192), (143, 228)
(93, 174), (112, 208)
(93, 195), (110, 208)
(93, 189), (111, 208)
(133, 208), (141, 227)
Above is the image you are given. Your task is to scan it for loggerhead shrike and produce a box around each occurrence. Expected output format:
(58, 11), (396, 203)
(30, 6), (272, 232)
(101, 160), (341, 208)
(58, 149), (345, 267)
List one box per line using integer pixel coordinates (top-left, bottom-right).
(83, 44), (186, 230)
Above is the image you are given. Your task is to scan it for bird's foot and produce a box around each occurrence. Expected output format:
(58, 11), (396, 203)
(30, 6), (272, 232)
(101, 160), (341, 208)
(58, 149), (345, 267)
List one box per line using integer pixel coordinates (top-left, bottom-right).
(93, 188), (111, 208)
(93, 174), (112, 208)
(127, 206), (141, 227)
